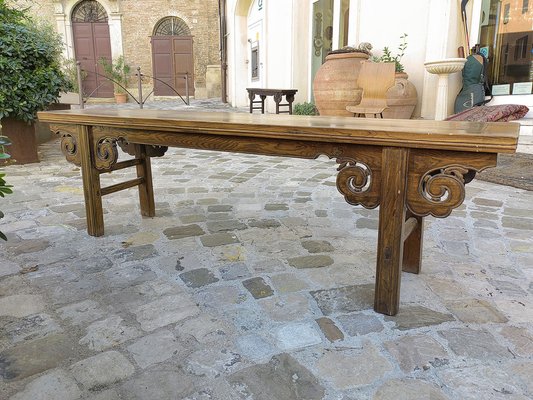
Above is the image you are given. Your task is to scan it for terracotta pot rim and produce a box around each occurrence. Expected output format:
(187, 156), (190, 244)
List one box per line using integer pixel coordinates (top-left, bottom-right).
(395, 72), (409, 78)
(325, 52), (370, 61)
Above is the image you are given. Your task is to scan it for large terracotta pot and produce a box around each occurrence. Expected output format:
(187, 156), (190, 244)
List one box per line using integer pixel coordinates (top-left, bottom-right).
(383, 72), (418, 119)
(0, 117), (38, 164)
(313, 52), (369, 116)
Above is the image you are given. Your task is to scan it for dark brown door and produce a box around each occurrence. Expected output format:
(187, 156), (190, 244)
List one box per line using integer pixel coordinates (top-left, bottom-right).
(73, 22), (113, 98)
(151, 36), (195, 96)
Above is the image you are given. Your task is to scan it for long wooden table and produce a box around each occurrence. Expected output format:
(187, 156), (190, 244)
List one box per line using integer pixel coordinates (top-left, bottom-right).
(37, 109), (519, 316)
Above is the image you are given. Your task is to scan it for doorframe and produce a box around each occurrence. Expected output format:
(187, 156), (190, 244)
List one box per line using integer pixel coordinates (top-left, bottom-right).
(469, 0), (532, 117)
(52, 0), (123, 62)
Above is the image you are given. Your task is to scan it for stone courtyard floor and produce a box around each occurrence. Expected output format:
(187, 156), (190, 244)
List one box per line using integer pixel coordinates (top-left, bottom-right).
(1, 100), (532, 399)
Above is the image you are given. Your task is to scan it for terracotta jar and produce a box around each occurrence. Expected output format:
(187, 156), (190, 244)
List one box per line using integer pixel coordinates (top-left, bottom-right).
(114, 92), (128, 104)
(313, 51), (369, 116)
(382, 72), (418, 119)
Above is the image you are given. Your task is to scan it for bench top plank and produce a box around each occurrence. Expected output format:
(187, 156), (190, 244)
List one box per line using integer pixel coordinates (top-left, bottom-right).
(38, 109), (519, 153)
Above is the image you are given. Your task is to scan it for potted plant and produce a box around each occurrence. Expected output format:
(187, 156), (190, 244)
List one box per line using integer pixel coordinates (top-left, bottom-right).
(0, 135), (13, 241)
(99, 55), (131, 103)
(0, 1), (72, 164)
(372, 33), (408, 73)
(372, 34), (418, 119)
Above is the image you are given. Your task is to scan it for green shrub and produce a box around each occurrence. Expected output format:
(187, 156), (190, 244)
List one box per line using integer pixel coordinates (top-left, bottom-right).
(294, 102), (319, 116)
(0, 0), (71, 123)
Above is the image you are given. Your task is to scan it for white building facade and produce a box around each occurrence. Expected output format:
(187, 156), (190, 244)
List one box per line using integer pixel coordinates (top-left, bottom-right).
(226, 0), (532, 119)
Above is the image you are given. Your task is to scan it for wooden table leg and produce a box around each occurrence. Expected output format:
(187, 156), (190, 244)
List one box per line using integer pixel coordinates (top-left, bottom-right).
(374, 147), (409, 315)
(78, 125), (104, 237)
(134, 144), (155, 217)
(403, 212), (423, 274)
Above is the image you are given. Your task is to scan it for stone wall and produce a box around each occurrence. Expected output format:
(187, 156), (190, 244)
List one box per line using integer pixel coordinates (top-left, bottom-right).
(119, 0), (221, 98)
(16, 0), (221, 98)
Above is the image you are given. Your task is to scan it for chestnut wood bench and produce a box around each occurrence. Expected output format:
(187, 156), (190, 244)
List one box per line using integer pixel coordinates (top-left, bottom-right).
(37, 109), (519, 316)
(246, 88), (298, 114)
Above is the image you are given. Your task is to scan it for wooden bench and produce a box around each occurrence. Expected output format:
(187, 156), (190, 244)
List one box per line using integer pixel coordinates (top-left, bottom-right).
(37, 109), (519, 316)
(246, 88), (298, 114)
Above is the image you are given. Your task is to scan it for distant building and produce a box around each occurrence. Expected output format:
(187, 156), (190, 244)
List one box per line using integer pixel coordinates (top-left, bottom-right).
(225, 0), (532, 118)
(19, 0), (222, 100)
(18, 0), (532, 118)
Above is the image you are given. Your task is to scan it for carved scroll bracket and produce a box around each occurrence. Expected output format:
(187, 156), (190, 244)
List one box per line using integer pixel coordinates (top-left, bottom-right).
(117, 139), (168, 158)
(90, 127), (167, 170)
(335, 146), (381, 209)
(407, 150), (497, 218)
(94, 136), (119, 170)
(50, 124), (81, 166)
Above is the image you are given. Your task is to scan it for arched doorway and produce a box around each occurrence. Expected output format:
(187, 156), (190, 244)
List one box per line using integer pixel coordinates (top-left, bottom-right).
(72, 0), (113, 98)
(151, 17), (195, 96)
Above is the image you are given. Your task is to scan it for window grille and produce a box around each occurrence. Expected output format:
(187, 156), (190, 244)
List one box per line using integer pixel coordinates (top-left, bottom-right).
(72, 0), (108, 23)
(153, 17), (191, 36)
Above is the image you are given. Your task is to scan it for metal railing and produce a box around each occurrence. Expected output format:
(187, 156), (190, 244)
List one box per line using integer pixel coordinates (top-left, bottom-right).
(76, 62), (190, 109)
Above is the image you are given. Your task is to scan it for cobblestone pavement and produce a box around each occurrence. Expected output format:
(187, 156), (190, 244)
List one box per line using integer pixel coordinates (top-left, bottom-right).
(1, 100), (532, 399)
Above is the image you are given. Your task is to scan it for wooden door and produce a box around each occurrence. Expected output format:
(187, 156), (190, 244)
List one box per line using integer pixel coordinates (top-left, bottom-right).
(73, 22), (113, 98)
(151, 36), (195, 96)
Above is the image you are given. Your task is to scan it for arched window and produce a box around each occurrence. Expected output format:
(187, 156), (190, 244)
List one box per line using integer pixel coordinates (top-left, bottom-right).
(72, 0), (108, 23)
(153, 17), (191, 36)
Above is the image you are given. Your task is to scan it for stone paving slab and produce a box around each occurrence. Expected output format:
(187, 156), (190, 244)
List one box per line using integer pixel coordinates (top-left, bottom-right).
(1, 100), (532, 399)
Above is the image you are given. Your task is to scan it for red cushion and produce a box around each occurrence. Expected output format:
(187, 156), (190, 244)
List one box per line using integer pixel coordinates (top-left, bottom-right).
(445, 104), (529, 122)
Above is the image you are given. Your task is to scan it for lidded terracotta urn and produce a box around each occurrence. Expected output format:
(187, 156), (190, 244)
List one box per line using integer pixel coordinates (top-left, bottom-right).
(313, 51), (370, 116)
(383, 72), (418, 119)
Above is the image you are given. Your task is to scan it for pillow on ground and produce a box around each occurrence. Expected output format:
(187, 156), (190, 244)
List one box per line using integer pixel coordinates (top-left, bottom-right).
(445, 104), (529, 122)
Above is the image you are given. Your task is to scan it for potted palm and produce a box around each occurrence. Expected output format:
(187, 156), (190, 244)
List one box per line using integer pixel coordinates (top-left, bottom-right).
(99, 55), (131, 103)
(0, 1), (71, 164)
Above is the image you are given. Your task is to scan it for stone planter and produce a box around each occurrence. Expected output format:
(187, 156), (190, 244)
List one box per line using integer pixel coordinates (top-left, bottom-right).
(0, 117), (38, 164)
(313, 51), (369, 116)
(382, 72), (418, 119)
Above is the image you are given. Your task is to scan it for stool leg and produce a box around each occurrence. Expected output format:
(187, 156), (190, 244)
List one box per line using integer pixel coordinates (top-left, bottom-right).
(248, 91), (255, 113)
(286, 93), (295, 115)
(273, 92), (282, 114)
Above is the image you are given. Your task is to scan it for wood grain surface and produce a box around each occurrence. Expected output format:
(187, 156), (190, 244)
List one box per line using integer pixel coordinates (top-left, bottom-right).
(39, 109), (519, 153)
